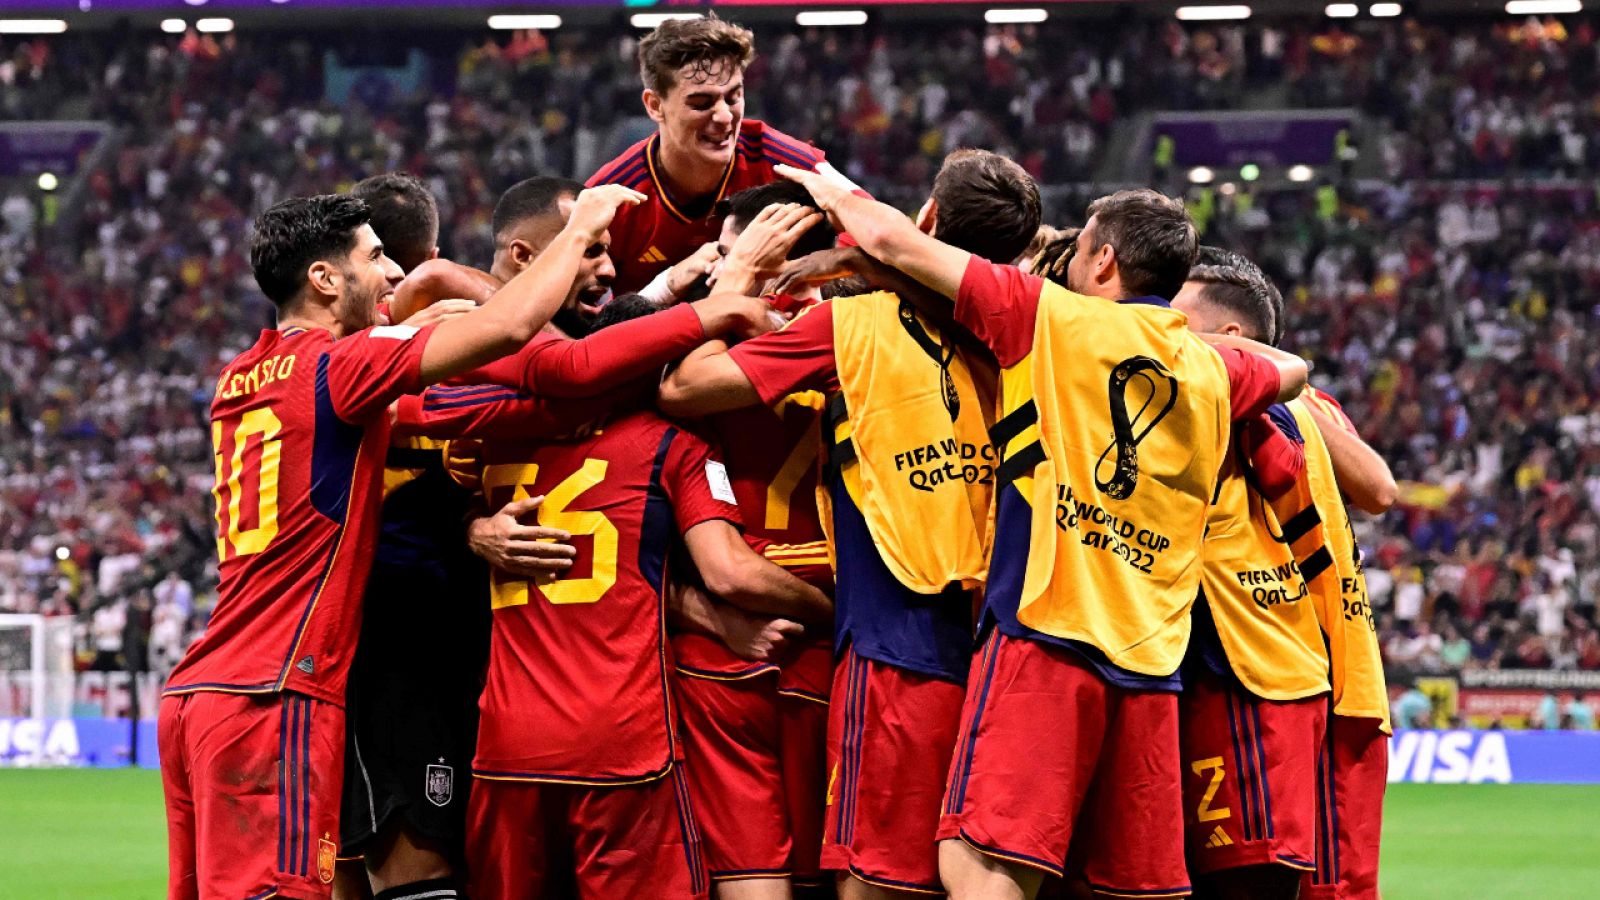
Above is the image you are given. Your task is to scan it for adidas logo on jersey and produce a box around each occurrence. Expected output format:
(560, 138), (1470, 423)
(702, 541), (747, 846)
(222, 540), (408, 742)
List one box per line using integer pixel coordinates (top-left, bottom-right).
(1204, 825), (1234, 849)
(296, 656), (315, 675)
(638, 246), (667, 264)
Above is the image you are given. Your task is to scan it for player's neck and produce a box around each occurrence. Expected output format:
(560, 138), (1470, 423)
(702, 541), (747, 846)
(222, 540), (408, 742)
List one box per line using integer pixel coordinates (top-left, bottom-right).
(656, 137), (726, 200)
(277, 306), (343, 338)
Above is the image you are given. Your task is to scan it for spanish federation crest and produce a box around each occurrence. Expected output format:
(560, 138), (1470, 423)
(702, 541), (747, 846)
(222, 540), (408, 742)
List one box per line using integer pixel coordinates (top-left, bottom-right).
(425, 762), (454, 807)
(317, 836), (336, 884)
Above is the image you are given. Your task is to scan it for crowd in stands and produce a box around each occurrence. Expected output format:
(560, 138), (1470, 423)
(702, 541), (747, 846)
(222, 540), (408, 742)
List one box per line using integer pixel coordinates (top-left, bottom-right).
(2, 15), (1600, 707)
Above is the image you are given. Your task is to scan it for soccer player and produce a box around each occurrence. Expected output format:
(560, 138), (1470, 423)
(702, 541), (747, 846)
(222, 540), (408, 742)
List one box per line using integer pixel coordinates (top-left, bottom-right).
(336, 173), (572, 900)
(479, 176), (615, 337)
(457, 301), (834, 900)
(1176, 251), (1397, 900)
(771, 170), (1308, 900)
(669, 181), (840, 899)
(158, 183), (642, 900)
(1171, 249), (1330, 900)
(588, 15), (859, 294)
(661, 149), (1042, 899)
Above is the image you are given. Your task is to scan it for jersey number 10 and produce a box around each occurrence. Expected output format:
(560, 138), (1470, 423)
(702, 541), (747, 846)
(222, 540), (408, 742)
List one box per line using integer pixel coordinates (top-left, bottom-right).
(212, 408), (283, 561)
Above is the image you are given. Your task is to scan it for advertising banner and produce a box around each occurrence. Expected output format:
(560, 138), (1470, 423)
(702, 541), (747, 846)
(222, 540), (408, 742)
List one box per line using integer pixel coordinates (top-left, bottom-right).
(0, 718), (159, 768)
(1387, 730), (1600, 785)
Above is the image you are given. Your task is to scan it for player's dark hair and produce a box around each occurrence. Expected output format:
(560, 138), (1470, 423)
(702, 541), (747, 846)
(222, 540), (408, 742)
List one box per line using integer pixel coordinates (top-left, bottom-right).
(1032, 226), (1083, 284)
(1083, 188), (1198, 301)
(638, 14), (755, 96)
(591, 293), (662, 331)
(250, 194), (370, 308)
(1188, 245), (1284, 345)
(930, 149), (1042, 265)
(716, 181), (838, 259)
(493, 176), (585, 243)
(351, 173), (438, 275)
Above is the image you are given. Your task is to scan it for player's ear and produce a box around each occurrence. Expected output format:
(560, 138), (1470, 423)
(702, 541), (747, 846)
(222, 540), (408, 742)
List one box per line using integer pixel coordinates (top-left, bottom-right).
(428, 246), (441, 262)
(914, 199), (937, 235)
(307, 260), (340, 300)
(642, 89), (666, 125)
(1091, 241), (1117, 287)
(509, 239), (535, 272)
(1221, 321), (1245, 338)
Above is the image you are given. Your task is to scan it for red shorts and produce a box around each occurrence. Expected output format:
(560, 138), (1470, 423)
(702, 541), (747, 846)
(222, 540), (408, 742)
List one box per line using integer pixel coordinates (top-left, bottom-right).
(466, 768), (708, 899)
(1179, 668), (1327, 877)
(675, 668), (791, 881)
(159, 691), (344, 900)
(824, 645), (964, 894)
(779, 642), (832, 886)
(1302, 714), (1388, 900)
(938, 631), (1189, 897)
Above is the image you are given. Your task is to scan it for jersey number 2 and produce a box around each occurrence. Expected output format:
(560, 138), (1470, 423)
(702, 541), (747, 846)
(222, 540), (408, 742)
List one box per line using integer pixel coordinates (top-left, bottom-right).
(483, 459), (618, 609)
(212, 408), (283, 561)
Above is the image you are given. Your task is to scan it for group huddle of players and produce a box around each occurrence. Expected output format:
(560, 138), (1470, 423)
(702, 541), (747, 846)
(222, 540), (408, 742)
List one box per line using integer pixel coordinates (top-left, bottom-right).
(154, 14), (1400, 900)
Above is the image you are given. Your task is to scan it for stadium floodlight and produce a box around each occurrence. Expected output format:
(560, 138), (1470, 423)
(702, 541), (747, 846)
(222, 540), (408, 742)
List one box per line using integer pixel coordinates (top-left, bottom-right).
(1369, 2), (1402, 15)
(1288, 164), (1315, 182)
(630, 12), (704, 28)
(1188, 166), (1215, 184)
(1174, 6), (1252, 21)
(160, 18), (187, 32)
(796, 10), (869, 26)
(0, 19), (68, 33)
(37, 173), (58, 191)
(1325, 3), (1359, 16)
(197, 17), (233, 32)
(1504, 0), (1581, 12)
(985, 8), (1050, 24)
(1240, 163), (1261, 182)
(487, 14), (562, 30)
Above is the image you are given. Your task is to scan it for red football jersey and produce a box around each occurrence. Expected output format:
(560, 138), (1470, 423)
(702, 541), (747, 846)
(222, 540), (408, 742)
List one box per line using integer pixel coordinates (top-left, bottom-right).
(165, 323), (434, 705)
(587, 119), (830, 293)
(672, 391), (833, 680)
(468, 409), (742, 784)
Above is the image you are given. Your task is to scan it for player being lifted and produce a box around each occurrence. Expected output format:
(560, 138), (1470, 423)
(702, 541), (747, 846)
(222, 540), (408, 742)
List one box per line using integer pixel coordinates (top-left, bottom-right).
(772, 170), (1307, 900)
(158, 183), (642, 900)
(589, 14), (859, 294)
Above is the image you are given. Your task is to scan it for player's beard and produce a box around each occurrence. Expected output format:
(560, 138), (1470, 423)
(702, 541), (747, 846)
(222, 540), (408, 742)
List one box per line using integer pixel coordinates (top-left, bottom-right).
(335, 276), (382, 334)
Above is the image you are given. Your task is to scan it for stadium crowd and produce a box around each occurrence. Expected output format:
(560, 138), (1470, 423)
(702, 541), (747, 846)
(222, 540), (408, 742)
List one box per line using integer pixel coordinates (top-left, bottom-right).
(4, 16), (1600, 691)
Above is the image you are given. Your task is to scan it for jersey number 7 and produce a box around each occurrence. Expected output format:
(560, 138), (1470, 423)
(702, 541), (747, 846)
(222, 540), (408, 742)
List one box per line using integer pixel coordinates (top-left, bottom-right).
(212, 408), (283, 561)
(482, 460), (618, 609)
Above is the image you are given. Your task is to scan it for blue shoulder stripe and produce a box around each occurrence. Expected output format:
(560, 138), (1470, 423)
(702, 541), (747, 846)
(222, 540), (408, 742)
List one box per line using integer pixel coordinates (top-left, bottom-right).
(761, 129), (824, 164)
(592, 146), (648, 185)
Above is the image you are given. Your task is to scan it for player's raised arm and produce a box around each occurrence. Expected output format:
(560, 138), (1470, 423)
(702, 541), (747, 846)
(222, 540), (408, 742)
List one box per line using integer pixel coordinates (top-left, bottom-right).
(776, 163), (970, 302)
(1304, 399), (1398, 514)
(417, 184), (645, 385)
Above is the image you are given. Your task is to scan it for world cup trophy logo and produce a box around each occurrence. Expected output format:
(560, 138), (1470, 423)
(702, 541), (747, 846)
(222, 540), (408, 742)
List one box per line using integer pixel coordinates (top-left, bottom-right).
(1095, 356), (1178, 500)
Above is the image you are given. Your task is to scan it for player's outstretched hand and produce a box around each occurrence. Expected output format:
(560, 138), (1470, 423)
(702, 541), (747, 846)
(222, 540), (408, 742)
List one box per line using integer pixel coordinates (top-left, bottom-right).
(768, 246), (864, 296)
(719, 202), (824, 294)
(567, 184), (647, 243)
(401, 298), (477, 329)
(466, 495), (577, 583)
(773, 163), (852, 216)
(663, 242), (725, 304)
(716, 604), (805, 663)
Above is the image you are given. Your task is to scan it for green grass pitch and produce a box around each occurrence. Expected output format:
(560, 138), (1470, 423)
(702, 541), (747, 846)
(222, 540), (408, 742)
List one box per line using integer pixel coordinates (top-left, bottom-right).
(1, 770), (1597, 898)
